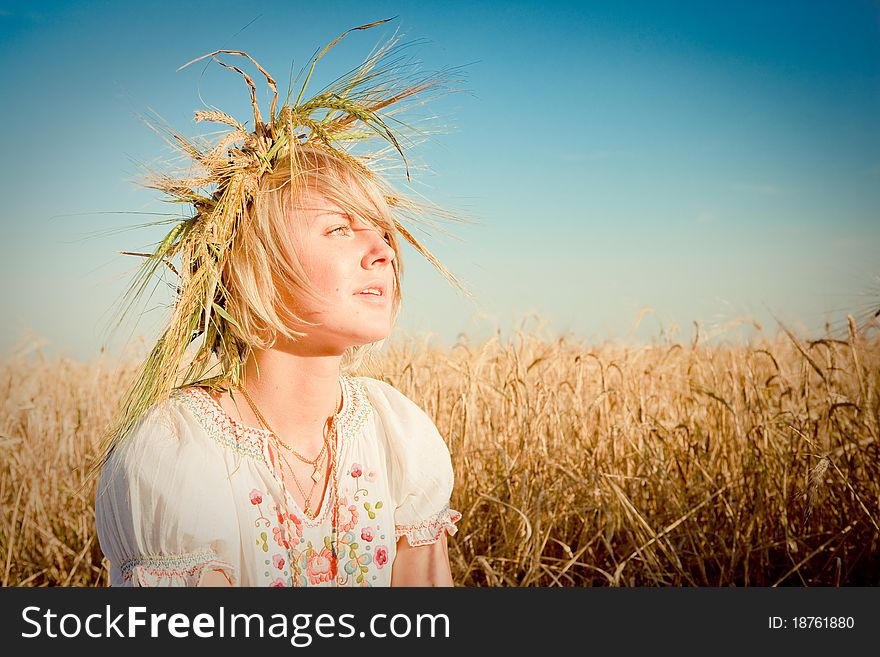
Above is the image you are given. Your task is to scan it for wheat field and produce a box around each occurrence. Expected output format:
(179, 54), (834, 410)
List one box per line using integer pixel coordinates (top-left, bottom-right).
(1, 320), (878, 586)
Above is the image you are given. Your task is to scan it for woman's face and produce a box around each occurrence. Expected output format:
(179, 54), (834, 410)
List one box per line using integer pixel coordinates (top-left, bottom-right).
(285, 182), (397, 353)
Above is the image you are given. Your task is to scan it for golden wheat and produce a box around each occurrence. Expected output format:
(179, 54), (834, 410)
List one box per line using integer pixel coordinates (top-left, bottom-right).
(1, 323), (878, 586)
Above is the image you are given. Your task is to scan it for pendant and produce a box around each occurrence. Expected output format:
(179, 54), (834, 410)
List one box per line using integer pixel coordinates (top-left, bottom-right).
(311, 466), (321, 482)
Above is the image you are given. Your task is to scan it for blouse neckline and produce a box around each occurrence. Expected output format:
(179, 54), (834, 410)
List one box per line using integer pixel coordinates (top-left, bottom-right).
(191, 375), (349, 439)
(172, 375), (373, 526)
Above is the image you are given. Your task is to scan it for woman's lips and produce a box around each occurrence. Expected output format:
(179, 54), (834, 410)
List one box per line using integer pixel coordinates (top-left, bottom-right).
(356, 291), (388, 304)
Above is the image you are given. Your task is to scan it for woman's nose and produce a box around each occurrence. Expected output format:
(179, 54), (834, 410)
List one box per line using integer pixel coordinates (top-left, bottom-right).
(364, 228), (395, 265)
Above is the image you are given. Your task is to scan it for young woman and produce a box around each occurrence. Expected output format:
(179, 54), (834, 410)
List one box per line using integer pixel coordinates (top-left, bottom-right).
(93, 22), (468, 587)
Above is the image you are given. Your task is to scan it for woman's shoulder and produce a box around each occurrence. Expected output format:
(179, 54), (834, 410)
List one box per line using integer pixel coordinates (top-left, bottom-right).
(352, 377), (456, 525)
(352, 376), (430, 424)
(352, 376), (444, 444)
(126, 390), (190, 440)
(107, 388), (217, 466)
(97, 388), (235, 499)
(353, 376), (423, 411)
(95, 390), (241, 570)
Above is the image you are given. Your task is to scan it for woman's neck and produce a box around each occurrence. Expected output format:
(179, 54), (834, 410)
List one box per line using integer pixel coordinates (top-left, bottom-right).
(235, 341), (344, 451)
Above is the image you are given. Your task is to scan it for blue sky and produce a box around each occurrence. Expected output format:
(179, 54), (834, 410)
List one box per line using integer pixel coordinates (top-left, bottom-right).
(2, 0), (878, 360)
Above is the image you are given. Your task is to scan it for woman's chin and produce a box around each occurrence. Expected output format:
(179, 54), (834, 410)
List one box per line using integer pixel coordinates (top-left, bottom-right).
(350, 330), (391, 347)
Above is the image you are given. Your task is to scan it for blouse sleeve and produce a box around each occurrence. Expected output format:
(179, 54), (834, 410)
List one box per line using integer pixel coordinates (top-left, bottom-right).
(359, 377), (462, 547)
(94, 396), (239, 587)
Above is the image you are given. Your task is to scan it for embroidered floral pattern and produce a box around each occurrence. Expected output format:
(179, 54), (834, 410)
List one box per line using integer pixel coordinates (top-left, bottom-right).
(250, 488), (271, 529)
(306, 545), (336, 585)
(337, 495), (359, 532)
(272, 510), (303, 550)
(363, 500), (383, 520)
(374, 545), (389, 568)
(247, 475), (388, 586)
(335, 530), (373, 587)
(350, 462), (370, 501)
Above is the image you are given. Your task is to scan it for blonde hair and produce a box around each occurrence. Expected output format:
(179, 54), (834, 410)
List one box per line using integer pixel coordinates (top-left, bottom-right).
(220, 145), (404, 373)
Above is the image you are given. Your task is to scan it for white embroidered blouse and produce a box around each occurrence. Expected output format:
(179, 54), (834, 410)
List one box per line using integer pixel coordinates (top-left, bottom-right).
(94, 375), (461, 587)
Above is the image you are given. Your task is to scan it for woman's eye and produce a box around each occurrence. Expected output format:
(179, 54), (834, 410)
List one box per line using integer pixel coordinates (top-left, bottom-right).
(329, 225), (348, 236)
(383, 232), (392, 245)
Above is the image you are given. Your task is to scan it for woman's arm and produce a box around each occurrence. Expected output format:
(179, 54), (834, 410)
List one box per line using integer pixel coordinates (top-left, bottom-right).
(390, 532), (454, 587)
(198, 569), (233, 587)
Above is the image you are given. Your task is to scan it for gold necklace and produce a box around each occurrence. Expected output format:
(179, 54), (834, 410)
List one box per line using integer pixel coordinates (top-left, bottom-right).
(272, 435), (329, 518)
(235, 382), (343, 583)
(239, 386), (332, 482)
(238, 385), (339, 518)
